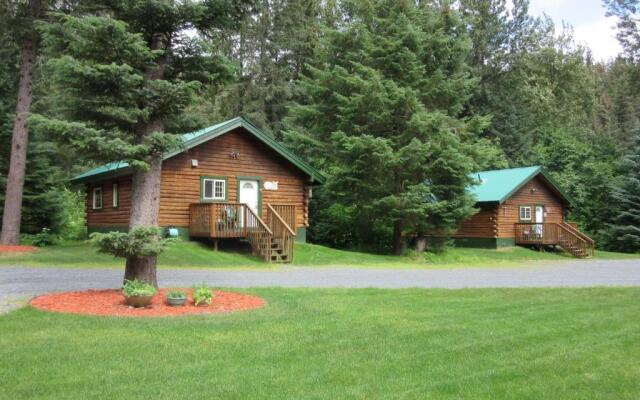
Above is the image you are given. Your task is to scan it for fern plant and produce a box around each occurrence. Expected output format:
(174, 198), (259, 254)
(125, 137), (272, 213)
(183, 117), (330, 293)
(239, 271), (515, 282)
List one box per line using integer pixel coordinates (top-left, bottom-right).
(193, 283), (213, 306)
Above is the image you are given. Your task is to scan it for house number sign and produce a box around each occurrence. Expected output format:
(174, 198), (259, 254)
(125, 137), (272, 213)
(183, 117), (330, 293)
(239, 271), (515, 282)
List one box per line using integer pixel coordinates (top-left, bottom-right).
(264, 181), (279, 190)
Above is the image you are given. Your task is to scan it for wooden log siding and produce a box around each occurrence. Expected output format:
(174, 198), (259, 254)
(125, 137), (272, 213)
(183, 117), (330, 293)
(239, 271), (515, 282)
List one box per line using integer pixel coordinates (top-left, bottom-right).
(496, 176), (565, 238)
(85, 178), (132, 227)
(453, 205), (498, 238)
(85, 127), (309, 231)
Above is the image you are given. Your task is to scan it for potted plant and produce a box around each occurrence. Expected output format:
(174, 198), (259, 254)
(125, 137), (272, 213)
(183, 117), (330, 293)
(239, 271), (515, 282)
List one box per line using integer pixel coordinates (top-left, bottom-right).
(166, 290), (187, 307)
(122, 279), (157, 308)
(193, 283), (213, 306)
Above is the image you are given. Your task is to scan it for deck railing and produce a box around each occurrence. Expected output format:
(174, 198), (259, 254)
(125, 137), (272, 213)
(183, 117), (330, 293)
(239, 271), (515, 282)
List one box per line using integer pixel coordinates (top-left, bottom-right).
(189, 203), (250, 238)
(515, 223), (559, 244)
(269, 204), (296, 234)
(189, 202), (296, 262)
(514, 222), (594, 258)
(266, 204), (296, 261)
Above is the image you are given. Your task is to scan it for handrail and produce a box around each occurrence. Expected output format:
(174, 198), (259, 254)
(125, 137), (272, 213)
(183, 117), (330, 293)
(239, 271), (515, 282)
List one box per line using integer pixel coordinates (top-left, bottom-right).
(266, 204), (296, 236)
(246, 206), (273, 236)
(556, 223), (593, 258)
(266, 203), (295, 262)
(270, 204), (296, 232)
(561, 221), (594, 245)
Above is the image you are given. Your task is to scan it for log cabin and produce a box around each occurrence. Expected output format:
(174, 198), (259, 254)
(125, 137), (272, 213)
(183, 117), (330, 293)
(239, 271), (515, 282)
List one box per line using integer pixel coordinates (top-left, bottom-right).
(71, 117), (325, 263)
(454, 166), (595, 257)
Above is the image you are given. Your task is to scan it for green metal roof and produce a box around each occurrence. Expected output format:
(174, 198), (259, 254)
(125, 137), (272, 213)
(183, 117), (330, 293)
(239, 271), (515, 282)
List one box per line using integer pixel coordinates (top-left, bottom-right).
(468, 166), (574, 206)
(70, 117), (325, 184)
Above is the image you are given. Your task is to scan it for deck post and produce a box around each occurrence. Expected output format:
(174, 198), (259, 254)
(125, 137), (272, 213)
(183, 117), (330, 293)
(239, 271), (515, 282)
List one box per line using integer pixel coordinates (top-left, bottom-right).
(213, 239), (218, 251)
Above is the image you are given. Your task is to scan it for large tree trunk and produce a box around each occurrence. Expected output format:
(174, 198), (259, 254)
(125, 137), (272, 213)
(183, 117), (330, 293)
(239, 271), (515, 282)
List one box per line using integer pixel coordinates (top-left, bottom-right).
(1, 0), (41, 245)
(123, 33), (167, 287)
(415, 235), (428, 253)
(124, 155), (162, 287)
(392, 220), (405, 255)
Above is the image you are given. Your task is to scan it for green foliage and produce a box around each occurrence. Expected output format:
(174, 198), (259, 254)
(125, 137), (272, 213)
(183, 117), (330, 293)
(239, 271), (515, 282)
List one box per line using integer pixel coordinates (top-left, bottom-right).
(601, 136), (640, 252)
(167, 290), (187, 300)
(20, 228), (58, 247)
(285, 0), (501, 252)
(122, 279), (157, 298)
(55, 189), (86, 240)
(192, 283), (213, 306)
(90, 228), (175, 259)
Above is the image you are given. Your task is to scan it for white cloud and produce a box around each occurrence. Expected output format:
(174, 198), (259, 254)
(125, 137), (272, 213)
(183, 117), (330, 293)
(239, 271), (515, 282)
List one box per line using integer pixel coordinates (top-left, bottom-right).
(573, 19), (623, 61)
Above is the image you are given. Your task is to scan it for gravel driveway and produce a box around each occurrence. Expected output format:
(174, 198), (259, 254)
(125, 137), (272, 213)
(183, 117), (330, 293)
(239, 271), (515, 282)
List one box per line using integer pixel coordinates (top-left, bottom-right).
(2, 258), (639, 313)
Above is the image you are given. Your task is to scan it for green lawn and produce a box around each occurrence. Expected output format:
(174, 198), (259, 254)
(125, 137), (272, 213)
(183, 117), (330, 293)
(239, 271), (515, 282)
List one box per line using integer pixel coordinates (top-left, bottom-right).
(1, 288), (639, 399)
(0, 240), (637, 269)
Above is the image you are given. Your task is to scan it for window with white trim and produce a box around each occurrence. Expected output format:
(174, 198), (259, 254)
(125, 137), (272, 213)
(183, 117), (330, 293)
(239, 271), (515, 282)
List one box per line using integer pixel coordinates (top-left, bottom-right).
(112, 183), (119, 208)
(519, 206), (532, 221)
(92, 187), (103, 209)
(202, 178), (226, 200)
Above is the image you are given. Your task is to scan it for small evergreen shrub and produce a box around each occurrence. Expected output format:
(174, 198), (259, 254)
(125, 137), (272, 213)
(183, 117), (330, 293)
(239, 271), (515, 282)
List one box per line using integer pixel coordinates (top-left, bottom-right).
(21, 228), (58, 247)
(90, 227), (176, 259)
(193, 283), (213, 306)
(122, 279), (157, 298)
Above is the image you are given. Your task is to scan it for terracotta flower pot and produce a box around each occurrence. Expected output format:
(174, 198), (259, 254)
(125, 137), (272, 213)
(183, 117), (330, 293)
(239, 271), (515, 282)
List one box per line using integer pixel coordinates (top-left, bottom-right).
(125, 295), (154, 308)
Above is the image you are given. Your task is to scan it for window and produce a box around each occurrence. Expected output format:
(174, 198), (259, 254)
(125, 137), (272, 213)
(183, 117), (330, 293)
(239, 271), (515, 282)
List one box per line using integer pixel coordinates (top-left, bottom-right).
(112, 183), (119, 208)
(92, 187), (103, 209)
(202, 178), (226, 201)
(519, 206), (532, 221)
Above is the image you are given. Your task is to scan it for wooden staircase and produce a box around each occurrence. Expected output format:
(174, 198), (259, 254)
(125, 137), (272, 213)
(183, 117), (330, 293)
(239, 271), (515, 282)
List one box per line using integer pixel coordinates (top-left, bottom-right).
(557, 222), (595, 258)
(245, 205), (295, 263)
(514, 222), (595, 258)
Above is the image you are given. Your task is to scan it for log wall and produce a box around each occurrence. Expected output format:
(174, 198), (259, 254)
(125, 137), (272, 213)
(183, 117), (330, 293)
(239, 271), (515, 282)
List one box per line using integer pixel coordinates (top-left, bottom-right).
(453, 204), (498, 238)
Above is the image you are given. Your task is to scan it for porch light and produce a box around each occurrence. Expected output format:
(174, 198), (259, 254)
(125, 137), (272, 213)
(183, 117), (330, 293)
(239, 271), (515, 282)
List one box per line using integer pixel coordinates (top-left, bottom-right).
(191, 159), (198, 167)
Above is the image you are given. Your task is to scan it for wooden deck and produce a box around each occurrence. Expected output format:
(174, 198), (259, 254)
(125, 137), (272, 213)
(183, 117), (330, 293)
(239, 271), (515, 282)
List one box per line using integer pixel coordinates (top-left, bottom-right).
(189, 203), (296, 263)
(514, 222), (595, 258)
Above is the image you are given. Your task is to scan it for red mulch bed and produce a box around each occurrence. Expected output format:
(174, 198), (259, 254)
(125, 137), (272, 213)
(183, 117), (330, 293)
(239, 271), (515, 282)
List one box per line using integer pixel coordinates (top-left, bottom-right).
(30, 288), (266, 317)
(0, 245), (38, 253)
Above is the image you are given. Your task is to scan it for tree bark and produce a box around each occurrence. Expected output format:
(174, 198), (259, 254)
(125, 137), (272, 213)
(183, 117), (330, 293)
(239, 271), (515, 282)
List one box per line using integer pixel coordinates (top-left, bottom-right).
(392, 220), (405, 255)
(124, 155), (162, 287)
(123, 33), (168, 287)
(1, 0), (41, 245)
(124, 255), (158, 286)
(415, 236), (428, 253)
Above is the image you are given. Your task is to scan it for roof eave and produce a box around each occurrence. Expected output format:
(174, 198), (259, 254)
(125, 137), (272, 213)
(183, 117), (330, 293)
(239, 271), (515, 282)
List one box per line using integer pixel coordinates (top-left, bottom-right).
(69, 166), (133, 185)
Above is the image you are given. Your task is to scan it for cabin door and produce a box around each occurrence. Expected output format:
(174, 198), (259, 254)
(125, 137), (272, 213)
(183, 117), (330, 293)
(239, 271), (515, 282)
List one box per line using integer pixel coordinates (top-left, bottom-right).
(239, 179), (259, 227)
(534, 205), (545, 238)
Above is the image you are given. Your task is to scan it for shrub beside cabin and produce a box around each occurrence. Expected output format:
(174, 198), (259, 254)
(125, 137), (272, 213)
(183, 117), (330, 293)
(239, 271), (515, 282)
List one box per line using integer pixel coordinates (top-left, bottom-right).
(454, 166), (594, 257)
(71, 117), (325, 263)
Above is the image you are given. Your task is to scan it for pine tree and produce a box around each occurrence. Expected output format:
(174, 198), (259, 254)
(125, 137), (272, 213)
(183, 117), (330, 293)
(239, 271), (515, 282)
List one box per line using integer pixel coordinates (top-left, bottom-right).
(0, 0), (43, 245)
(33, 1), (245, 285)
(285, 0), (504, 253)
(602, 135), (640, 252)
(202, 0), (321, 137)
